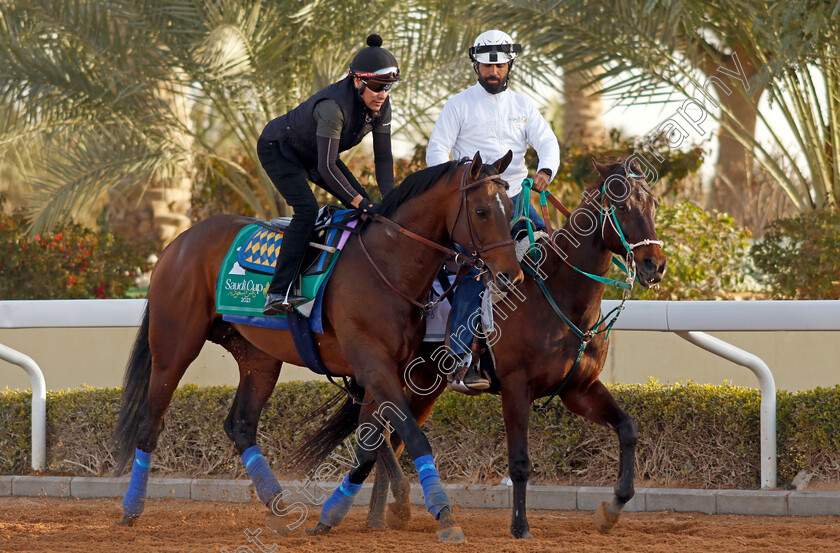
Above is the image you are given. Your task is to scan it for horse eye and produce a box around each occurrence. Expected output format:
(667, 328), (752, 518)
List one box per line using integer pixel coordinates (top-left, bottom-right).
(475, 208), (488, 218)
(616, 203), (628, 212)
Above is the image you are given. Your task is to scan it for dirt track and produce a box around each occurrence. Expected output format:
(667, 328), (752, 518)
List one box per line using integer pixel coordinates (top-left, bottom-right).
(1, 497), (839, 553)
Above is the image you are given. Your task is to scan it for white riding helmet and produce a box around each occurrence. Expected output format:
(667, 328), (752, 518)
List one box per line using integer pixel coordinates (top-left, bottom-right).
(469, 30), (522, 65)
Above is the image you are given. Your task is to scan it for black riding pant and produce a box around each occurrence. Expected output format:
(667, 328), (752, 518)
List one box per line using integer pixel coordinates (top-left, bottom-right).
(257, 138), (366, 294)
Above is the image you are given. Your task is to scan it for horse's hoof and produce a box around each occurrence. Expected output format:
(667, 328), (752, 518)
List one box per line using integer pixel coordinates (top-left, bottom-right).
(437, 525), (466, 543)
(117, 515), (137, 527)
(306, 522), (332, 536)
(386, 502), (411, 529)
(511, 528), (532, 539)
(265, 513), (291, 535)
(593, 501), (621, 533)
(365, 517), (386, 531)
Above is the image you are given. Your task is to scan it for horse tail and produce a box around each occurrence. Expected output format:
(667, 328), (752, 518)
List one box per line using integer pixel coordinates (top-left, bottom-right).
(287, 380), (365, 475)
(111, 302), (152, 475)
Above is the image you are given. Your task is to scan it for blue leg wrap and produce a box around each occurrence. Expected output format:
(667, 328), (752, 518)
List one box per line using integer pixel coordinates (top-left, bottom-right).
(242, 445), (283, 506)
(414, 455), (450, 519)
(123, 449), (151, 517)
(318, 473), (362, 527)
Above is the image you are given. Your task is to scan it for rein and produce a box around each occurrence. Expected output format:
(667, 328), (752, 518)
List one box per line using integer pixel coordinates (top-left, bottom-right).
(357, 164), (513, 316)
(518, 176), (662, 410)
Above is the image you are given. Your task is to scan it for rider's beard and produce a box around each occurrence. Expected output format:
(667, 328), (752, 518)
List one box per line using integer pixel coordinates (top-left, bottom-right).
(478, 73), (507, 94)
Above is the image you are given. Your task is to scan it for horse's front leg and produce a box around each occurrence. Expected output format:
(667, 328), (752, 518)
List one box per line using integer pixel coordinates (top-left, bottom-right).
(368, 362), (447, 530)
(562, 379), (637, 533)
(358, 365), (465, 543)
(501, 381), (533, 539)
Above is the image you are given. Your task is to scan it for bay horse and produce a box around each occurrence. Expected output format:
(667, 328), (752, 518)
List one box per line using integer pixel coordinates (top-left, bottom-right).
(111, 151), (523, 543)
(295, 158), (667, 538)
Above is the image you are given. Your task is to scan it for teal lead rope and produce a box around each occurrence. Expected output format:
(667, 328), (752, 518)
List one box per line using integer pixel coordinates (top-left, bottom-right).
(516, 180), (640, 411)
(526, 264), (628, 411)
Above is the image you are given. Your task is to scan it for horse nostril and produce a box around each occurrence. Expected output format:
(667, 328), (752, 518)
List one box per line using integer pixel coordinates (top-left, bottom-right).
(497, 272), (515, 289)
(643, 257), (657, 273)
(497, 270), (524, 289)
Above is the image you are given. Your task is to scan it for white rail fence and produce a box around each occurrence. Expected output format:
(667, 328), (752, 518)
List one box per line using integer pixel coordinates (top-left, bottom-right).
(2, 299), (839, 486)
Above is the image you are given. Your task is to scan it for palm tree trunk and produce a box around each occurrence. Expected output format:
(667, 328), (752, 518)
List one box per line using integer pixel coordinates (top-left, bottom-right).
(703, 43), (765, 224)
(562, 69), (605, 145)
(106, 80), (193, 253)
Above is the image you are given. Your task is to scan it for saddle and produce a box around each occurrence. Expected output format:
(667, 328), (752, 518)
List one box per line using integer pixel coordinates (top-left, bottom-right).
(215, 207), (359, 326)
(239, 206), (358, 279)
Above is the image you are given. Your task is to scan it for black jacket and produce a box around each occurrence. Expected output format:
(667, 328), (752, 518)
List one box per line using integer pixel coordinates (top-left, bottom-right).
(261, 76), (390, 179)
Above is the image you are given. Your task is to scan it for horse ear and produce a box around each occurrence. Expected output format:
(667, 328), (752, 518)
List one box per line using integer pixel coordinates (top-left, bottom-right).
(628, 158), (642, 176)
(470, 151), (483, 181)
(492, 150), (513, 175)
(592, 158), (610, 176)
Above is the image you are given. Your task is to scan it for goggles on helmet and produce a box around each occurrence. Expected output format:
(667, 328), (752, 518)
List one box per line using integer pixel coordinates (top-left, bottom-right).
(469, 43), (522, 63)
(351, 66), (400, 83)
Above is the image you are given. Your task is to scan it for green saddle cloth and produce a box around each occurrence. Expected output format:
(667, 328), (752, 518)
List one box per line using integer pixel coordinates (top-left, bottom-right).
(215, 224), (340, 319)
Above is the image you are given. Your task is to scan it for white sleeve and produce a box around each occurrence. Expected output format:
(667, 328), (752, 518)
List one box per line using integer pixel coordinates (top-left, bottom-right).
(525, 100), (560, 181)
(426, 99), (461, 167)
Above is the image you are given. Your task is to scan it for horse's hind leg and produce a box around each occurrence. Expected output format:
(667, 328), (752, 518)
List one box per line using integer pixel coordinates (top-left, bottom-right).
(367, 433), (409, 530)
(120, 308), (211, 525)
(307, 399), (385, 536)
(361, 368), (463, 542)
(217, 332), (287, 530)
(562, 380), (637, 533)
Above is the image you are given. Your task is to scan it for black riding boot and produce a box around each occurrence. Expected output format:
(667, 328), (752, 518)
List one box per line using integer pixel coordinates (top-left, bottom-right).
(263, 276), (308, 315)
(263, 213), (316, 315)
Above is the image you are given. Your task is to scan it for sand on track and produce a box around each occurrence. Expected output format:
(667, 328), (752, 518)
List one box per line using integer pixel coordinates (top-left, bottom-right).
(1, 497), (839, 553)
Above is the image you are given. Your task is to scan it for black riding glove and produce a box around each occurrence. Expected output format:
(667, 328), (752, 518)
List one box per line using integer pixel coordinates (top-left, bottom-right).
(358, 200), (381, 215)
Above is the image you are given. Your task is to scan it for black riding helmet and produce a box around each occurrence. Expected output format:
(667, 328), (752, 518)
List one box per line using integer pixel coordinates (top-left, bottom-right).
(349, 34), (400, 90)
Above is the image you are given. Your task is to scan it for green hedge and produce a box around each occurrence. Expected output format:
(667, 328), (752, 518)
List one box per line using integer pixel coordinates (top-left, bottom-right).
(2, 381), (839, 489)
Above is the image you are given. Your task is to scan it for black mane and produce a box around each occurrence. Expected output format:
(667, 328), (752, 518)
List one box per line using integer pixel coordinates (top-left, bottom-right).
(378, 160), (462, 218)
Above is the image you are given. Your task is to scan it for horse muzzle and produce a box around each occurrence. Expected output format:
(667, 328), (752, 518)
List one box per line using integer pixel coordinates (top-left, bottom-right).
(483, 267), (524, 292)
(638, 253), (667, 288)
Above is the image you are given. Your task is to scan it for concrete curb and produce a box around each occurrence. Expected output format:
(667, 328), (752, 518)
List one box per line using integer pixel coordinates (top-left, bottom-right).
(1, 476), (837, 516)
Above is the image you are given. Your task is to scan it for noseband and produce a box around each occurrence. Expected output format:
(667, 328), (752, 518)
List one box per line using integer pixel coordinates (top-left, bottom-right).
(522, 174), (664, 409)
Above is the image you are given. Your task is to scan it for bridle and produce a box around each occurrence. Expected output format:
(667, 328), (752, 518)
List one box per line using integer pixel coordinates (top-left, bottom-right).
(524, 175), (663, 295)
(357, 161), (514, 314)
(449, 163), (517, 259)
